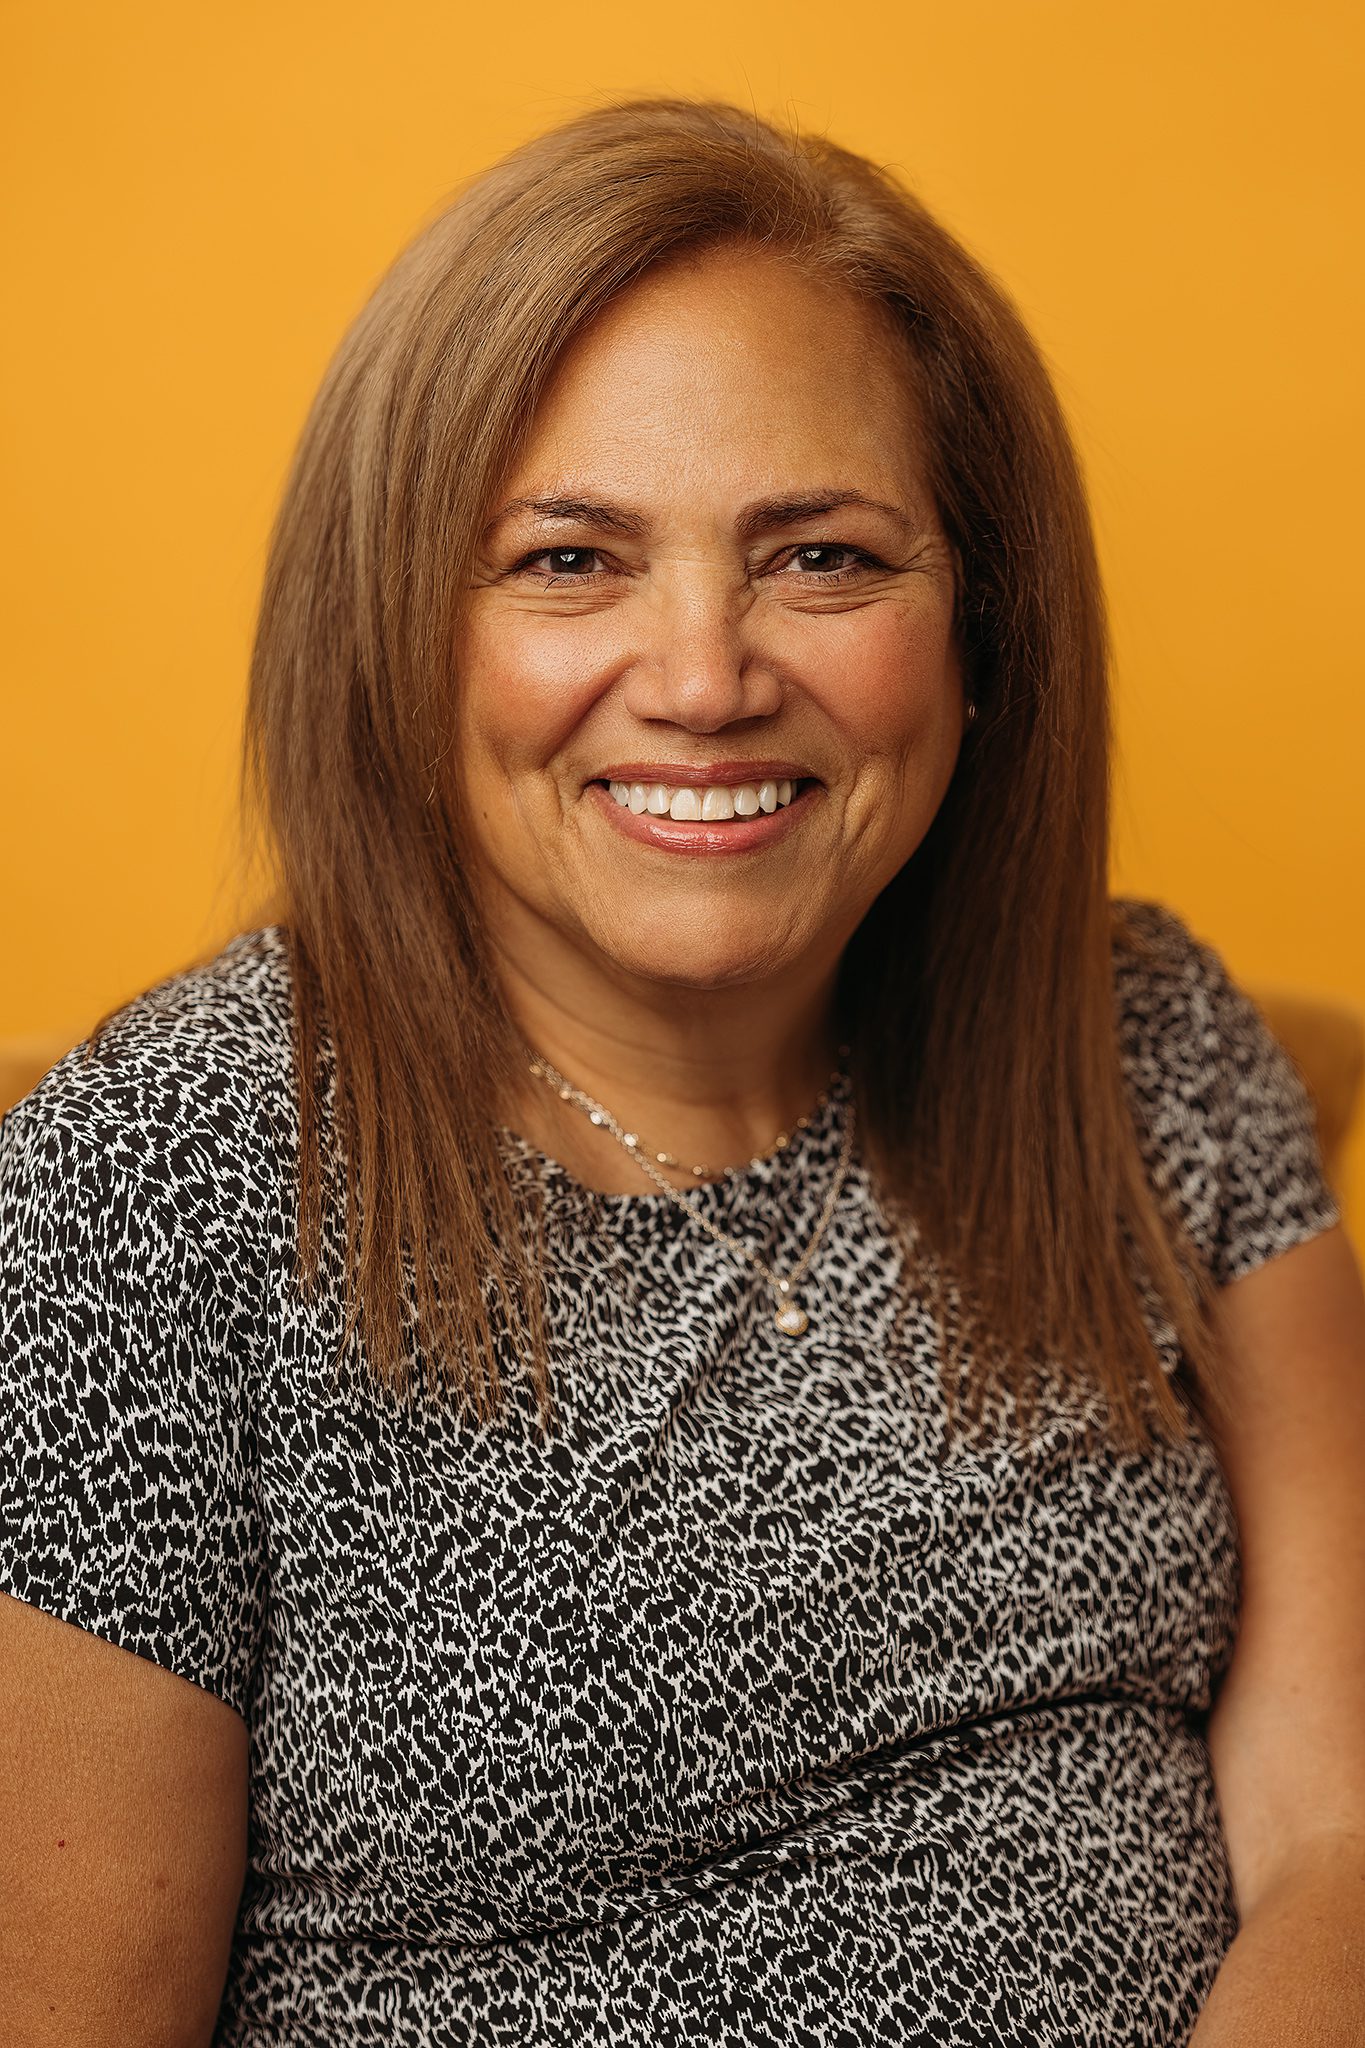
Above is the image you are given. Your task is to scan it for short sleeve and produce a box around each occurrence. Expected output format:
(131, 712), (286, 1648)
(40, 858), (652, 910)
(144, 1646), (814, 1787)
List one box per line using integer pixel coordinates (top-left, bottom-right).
(0, 1097), (266, 1716)
(1186, 927), (1344, 1288)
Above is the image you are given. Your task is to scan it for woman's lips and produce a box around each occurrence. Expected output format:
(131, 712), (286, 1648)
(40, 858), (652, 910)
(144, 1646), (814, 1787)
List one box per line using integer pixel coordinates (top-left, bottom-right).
(585, 778), (821, 856)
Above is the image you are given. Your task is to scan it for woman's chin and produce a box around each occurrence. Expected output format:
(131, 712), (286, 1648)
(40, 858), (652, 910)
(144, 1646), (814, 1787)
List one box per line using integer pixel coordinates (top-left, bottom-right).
(596, 927), (811, 995)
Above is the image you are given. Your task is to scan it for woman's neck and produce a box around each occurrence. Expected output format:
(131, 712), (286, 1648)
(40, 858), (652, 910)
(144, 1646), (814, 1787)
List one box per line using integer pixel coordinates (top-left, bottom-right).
(493, 947), (848, 1196)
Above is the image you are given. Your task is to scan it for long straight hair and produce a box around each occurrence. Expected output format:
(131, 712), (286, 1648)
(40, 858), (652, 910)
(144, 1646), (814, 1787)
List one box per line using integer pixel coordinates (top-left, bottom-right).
(221, 96), (1227, 1450)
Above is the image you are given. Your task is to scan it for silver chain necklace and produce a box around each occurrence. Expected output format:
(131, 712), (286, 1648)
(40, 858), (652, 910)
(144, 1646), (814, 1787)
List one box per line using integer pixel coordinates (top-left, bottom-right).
(523, 1050), (857, 1336)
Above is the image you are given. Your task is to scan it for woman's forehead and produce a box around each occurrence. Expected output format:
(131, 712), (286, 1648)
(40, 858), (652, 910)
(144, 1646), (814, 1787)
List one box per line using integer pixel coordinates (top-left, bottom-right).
(495, 260), (928, 509)
(545, 242), (909, 384)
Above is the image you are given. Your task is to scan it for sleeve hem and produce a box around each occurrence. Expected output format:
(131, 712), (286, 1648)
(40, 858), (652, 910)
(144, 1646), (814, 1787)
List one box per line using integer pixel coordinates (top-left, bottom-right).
(1212, 1194), (1343, 1289)
(0, 1575), (251, 1719)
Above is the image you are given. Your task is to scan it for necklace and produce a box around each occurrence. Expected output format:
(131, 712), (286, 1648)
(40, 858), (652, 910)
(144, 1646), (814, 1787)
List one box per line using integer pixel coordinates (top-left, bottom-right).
(530, 1042), (851, 1184)
(523, 1050), (857, 1336)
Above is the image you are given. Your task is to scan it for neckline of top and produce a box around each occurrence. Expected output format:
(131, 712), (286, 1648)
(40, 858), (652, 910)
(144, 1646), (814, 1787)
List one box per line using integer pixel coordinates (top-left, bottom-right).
(495, 1059), (855, 1218)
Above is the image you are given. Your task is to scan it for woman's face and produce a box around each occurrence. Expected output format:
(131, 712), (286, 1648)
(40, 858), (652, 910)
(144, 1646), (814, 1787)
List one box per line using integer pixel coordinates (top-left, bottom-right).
(454, 242), (965, 1000)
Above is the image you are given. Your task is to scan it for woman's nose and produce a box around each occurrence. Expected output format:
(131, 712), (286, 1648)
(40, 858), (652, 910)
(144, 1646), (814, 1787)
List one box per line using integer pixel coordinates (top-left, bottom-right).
(619, 575), (784, 731)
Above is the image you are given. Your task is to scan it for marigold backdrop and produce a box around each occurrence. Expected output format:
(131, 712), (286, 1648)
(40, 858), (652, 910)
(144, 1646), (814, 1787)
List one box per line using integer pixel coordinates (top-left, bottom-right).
(4, 0), (1361, 1228)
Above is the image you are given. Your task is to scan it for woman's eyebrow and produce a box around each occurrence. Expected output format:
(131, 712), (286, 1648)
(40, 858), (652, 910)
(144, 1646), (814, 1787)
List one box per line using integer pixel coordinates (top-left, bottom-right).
(481, 489), (916, 542)
(484, 495), (649, 540)
(733, 491), (916, 542)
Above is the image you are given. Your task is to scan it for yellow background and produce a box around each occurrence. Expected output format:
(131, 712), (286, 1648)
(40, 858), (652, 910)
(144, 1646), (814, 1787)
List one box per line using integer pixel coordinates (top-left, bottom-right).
(4, 2), (1362, 1226)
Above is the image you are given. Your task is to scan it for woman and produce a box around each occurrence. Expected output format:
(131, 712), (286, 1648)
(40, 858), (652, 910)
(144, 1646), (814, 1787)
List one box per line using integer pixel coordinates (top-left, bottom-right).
(1, 95), (1362, 2047)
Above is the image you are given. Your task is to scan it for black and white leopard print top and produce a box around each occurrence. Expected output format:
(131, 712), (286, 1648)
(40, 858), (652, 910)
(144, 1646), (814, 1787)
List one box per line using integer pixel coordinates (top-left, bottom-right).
(0, 898), (1343, 2047)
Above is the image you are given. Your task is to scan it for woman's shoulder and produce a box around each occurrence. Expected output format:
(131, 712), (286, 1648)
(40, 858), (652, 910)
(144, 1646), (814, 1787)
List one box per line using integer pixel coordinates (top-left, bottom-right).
(1110, 892), (1222, 997)
(0, 928), (289, 1717)
(1107, 891), (1301, 1091)
(1107, 893), (1341, 1287)
(1, 924), (299, 1263)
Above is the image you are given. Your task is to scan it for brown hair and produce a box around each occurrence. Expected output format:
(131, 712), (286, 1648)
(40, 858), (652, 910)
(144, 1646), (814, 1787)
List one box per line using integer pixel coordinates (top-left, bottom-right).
(174, 97), (1232, 1448)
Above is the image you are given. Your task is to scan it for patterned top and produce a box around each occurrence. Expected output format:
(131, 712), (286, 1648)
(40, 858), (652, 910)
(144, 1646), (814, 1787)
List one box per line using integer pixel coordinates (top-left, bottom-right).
(0, 899), (1342, 2048)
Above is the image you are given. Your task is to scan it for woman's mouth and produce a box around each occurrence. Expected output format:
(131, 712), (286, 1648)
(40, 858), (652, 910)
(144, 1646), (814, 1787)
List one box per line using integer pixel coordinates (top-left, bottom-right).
(584, 775), (821, 856)
(608, 773), (804, 820)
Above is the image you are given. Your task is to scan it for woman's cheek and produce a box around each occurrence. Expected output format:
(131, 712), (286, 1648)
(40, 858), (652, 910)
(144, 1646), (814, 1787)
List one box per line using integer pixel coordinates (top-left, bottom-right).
(809, 602), (958, 754)
(465, 616), (613, 766)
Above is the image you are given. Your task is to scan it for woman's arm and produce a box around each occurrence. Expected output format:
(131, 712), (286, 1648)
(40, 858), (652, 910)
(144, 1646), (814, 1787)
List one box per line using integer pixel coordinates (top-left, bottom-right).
(0, 1594), (248, 2047)
(1191, 1221), (1365, 2044)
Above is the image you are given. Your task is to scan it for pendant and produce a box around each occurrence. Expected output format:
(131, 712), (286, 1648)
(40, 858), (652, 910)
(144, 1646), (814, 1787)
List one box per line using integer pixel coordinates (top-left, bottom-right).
(774, 1302), (809, 1336)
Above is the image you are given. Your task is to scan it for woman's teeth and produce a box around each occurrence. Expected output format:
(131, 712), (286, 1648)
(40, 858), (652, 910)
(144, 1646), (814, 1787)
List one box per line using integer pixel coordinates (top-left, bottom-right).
(607, 777), (796, 821)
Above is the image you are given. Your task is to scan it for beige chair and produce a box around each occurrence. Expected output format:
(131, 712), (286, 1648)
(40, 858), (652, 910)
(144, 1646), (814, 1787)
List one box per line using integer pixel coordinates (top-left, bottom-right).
(1, 1031), (90, 1124)
(1252, 987), (1364, 1196)
(2, 987), (1362, 1192)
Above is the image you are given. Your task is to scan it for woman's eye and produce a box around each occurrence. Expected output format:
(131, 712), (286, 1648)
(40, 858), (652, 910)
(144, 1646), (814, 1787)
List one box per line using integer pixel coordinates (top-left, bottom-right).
(779, 544), (880, 583)
(514, 546), (606, 584)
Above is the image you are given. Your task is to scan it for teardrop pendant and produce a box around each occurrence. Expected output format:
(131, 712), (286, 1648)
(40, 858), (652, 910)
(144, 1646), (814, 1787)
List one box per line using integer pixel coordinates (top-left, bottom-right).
(774, 1302), (809, 1336)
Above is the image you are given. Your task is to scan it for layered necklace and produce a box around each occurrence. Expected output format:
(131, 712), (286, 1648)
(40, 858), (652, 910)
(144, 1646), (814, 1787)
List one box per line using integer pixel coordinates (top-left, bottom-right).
(523, 1045), (855, 1337)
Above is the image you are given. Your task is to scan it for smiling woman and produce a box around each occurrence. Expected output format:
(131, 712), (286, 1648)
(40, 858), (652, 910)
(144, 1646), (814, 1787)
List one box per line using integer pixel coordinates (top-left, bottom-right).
(452, 245), (967, 1163)
(2, 93), (1363, 2048)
